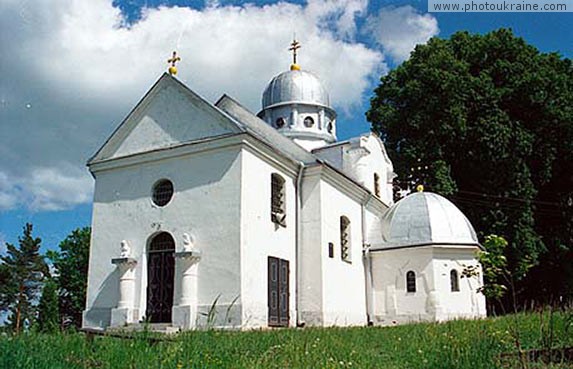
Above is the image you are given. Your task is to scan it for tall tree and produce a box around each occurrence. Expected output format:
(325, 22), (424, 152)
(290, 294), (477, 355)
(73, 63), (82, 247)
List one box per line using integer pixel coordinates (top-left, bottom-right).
(0, 223), (48, 332)
(37, 277), (59, 333)
(367, 29), (573, 305)
(47, 227), (90, 328)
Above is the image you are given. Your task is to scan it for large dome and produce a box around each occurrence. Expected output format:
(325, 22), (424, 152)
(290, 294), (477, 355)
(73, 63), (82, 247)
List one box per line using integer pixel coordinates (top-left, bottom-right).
(262, 69), (330, 109)
(380, 192), (479, 248)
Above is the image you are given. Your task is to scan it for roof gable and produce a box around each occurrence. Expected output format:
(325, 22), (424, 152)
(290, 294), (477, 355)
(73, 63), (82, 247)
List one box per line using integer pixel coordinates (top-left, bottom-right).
(89, 74), (243, 164)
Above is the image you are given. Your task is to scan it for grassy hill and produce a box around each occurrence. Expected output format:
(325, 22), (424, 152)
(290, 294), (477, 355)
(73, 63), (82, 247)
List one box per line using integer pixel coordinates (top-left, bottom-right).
(1, 311), (572, 368)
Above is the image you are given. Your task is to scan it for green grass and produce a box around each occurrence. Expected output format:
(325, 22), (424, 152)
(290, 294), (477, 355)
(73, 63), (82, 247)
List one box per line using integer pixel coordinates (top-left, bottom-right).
(1, 311), (572, 369)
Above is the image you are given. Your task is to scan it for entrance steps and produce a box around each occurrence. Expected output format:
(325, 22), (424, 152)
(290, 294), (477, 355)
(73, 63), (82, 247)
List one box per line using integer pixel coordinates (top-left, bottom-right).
(106, 322), (180, 335)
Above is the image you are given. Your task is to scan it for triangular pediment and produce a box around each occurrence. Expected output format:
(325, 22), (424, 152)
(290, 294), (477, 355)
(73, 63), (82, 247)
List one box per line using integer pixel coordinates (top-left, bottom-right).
(89, 74), (243, 163)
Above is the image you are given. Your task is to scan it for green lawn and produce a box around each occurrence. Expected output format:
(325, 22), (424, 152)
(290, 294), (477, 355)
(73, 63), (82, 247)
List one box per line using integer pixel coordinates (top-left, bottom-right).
(1, 311), (572, 369)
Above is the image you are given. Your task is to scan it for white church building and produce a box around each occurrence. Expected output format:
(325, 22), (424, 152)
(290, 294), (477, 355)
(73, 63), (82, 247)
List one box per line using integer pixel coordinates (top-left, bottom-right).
(82, 51), (486, 331)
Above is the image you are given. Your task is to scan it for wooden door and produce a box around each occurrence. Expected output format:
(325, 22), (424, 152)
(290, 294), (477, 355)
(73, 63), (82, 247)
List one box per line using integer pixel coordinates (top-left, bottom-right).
(146, 232), (175, 323)
(268, 256), (289, 327)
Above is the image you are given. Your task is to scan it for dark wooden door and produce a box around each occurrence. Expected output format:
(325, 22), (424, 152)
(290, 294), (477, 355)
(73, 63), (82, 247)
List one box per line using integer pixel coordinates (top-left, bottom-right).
(146, 232), (175, 323)
(268, 257), (289, 327)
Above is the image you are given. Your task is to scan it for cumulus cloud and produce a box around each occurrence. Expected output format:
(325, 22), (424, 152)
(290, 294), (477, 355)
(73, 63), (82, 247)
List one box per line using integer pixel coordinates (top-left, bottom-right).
(366, 6), (439, 62)
(0, 0), (385, 211)
(0, 167), (93, 211)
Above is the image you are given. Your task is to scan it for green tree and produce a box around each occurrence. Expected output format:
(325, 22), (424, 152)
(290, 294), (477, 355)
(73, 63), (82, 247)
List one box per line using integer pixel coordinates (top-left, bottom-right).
(0, 223), (48, 332)
(367, 29), (573, 305)
(37, 278), (59, 333)
(47, 227), (90, 328)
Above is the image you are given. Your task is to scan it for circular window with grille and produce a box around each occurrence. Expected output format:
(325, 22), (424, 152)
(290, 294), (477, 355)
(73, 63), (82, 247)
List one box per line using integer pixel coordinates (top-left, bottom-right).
(275, 117), (286, 128)
(152, 179), (174, 207)
(303, 116), (314, 127)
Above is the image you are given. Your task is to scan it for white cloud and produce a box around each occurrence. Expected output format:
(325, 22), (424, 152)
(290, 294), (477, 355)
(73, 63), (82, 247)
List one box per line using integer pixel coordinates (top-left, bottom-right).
(0, 0), (385, 212)
(0, 167), (93, 212)
(366, 6), (439, 62)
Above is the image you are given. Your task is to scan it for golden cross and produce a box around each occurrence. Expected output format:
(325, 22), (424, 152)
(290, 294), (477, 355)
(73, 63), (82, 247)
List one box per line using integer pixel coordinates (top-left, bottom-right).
(167, 51), (181, 75)
(289, 39), (301, 65)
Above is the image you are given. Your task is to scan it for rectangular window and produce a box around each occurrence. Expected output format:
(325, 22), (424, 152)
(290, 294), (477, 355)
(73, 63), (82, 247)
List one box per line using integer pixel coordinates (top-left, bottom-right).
(340, 216), (351, 263)
(271, 173), (286, 227)
(328, 242), (334, 258)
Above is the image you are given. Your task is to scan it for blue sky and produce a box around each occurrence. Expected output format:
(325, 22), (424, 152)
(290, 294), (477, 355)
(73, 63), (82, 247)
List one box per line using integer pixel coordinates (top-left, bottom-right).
(0, 0), (571, 254)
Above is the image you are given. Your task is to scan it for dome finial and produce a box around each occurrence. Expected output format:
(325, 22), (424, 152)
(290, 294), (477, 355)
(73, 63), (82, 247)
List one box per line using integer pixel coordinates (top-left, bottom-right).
(416, 184), (424, 192)
(288, 38), (301, 71)
(167, 51), (181, 75)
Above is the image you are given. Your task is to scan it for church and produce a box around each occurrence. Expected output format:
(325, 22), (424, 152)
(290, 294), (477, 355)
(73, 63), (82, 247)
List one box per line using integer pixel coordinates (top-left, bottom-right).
(82, 44), (486, 331)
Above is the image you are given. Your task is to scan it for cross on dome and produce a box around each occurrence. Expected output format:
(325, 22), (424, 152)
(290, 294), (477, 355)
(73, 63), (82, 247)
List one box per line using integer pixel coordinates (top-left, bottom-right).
(167, 51), (181, 75)
(288, 39), (301, 71)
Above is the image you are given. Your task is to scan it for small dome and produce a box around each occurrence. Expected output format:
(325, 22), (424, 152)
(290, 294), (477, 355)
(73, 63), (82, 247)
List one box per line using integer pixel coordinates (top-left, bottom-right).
(381, 192), (478, 247)
(262, 69), (330, 109)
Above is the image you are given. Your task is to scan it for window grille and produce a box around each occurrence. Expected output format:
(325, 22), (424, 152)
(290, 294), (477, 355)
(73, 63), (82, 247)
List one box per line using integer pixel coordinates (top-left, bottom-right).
(340, 216), (351, 262)
(152, 179), (174, 207)
(271, 173), (286, 227)
(374, 173), (381, 197)
(406, 271), (416, 292)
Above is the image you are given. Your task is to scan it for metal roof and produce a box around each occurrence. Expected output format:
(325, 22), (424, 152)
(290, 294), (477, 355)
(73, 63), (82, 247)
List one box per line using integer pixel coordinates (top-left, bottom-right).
(261, 70), (330, 109)
(378, 192), (479, 249)
(215, 94), (317, 165)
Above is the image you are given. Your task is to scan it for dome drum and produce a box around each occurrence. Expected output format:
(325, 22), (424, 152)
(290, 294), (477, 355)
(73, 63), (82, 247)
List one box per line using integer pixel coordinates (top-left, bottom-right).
(258, 69), (337, 151)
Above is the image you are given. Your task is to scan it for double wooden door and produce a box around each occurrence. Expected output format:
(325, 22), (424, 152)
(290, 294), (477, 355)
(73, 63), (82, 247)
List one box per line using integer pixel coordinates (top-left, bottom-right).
(268, 257), (289, 327)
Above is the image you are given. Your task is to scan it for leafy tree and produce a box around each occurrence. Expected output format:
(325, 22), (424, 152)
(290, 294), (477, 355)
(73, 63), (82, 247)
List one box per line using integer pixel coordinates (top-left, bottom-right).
(463, 235), (509, 313)
(37, 278), (59, 333)
(47, 227), (90, 328)
(0, 223), (48, 332)
(367, 29), (573, 306)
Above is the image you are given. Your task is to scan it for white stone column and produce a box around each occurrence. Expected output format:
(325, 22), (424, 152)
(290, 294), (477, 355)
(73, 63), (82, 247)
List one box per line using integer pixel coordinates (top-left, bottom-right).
(172, 233), (201, 330)
(110, 257), (138, 327)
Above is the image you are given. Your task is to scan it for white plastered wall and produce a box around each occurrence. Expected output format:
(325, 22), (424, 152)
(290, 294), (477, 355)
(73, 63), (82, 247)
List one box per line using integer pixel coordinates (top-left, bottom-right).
(370, 247), (435, 325)
(83, 147), (243, 329)
(431, 247), (487, 320)
(319, 180), (367, 326)
(370, 245), (486, 326)
(299, 172), (324, 326)
(239, 148), (297, 328)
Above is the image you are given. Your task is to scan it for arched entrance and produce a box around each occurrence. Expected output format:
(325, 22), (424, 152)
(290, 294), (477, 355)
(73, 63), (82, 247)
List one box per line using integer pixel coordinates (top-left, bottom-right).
(146, 232), (175, 323)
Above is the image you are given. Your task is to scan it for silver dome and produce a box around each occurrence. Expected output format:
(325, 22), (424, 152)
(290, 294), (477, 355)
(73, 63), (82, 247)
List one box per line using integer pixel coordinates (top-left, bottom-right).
(262, 70), (330, 109)
(380, 192), (479, 248)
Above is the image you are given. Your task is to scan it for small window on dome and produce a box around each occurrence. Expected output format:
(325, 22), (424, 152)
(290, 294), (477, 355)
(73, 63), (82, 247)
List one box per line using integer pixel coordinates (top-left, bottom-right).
(152, 179), (174, 207)
(303, 116), (314, 127)
(327, 122), (333, 133)
(275, 117), (286, 128)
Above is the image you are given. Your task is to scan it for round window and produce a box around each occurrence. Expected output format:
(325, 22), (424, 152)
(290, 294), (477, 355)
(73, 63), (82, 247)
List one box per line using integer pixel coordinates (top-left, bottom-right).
(152, 179), (174, 207)
(303, 116), (314, 127)
(275, 117), (286, 128)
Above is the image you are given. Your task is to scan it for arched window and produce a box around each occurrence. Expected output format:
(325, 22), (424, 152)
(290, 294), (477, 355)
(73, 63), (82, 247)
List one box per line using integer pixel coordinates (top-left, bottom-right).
(450, 269), (460, 292)
(271, 173), (286, 227)
(406, 271), (416, 293)
(374, 173), (381, 197)
(340, 216), (351, 262)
